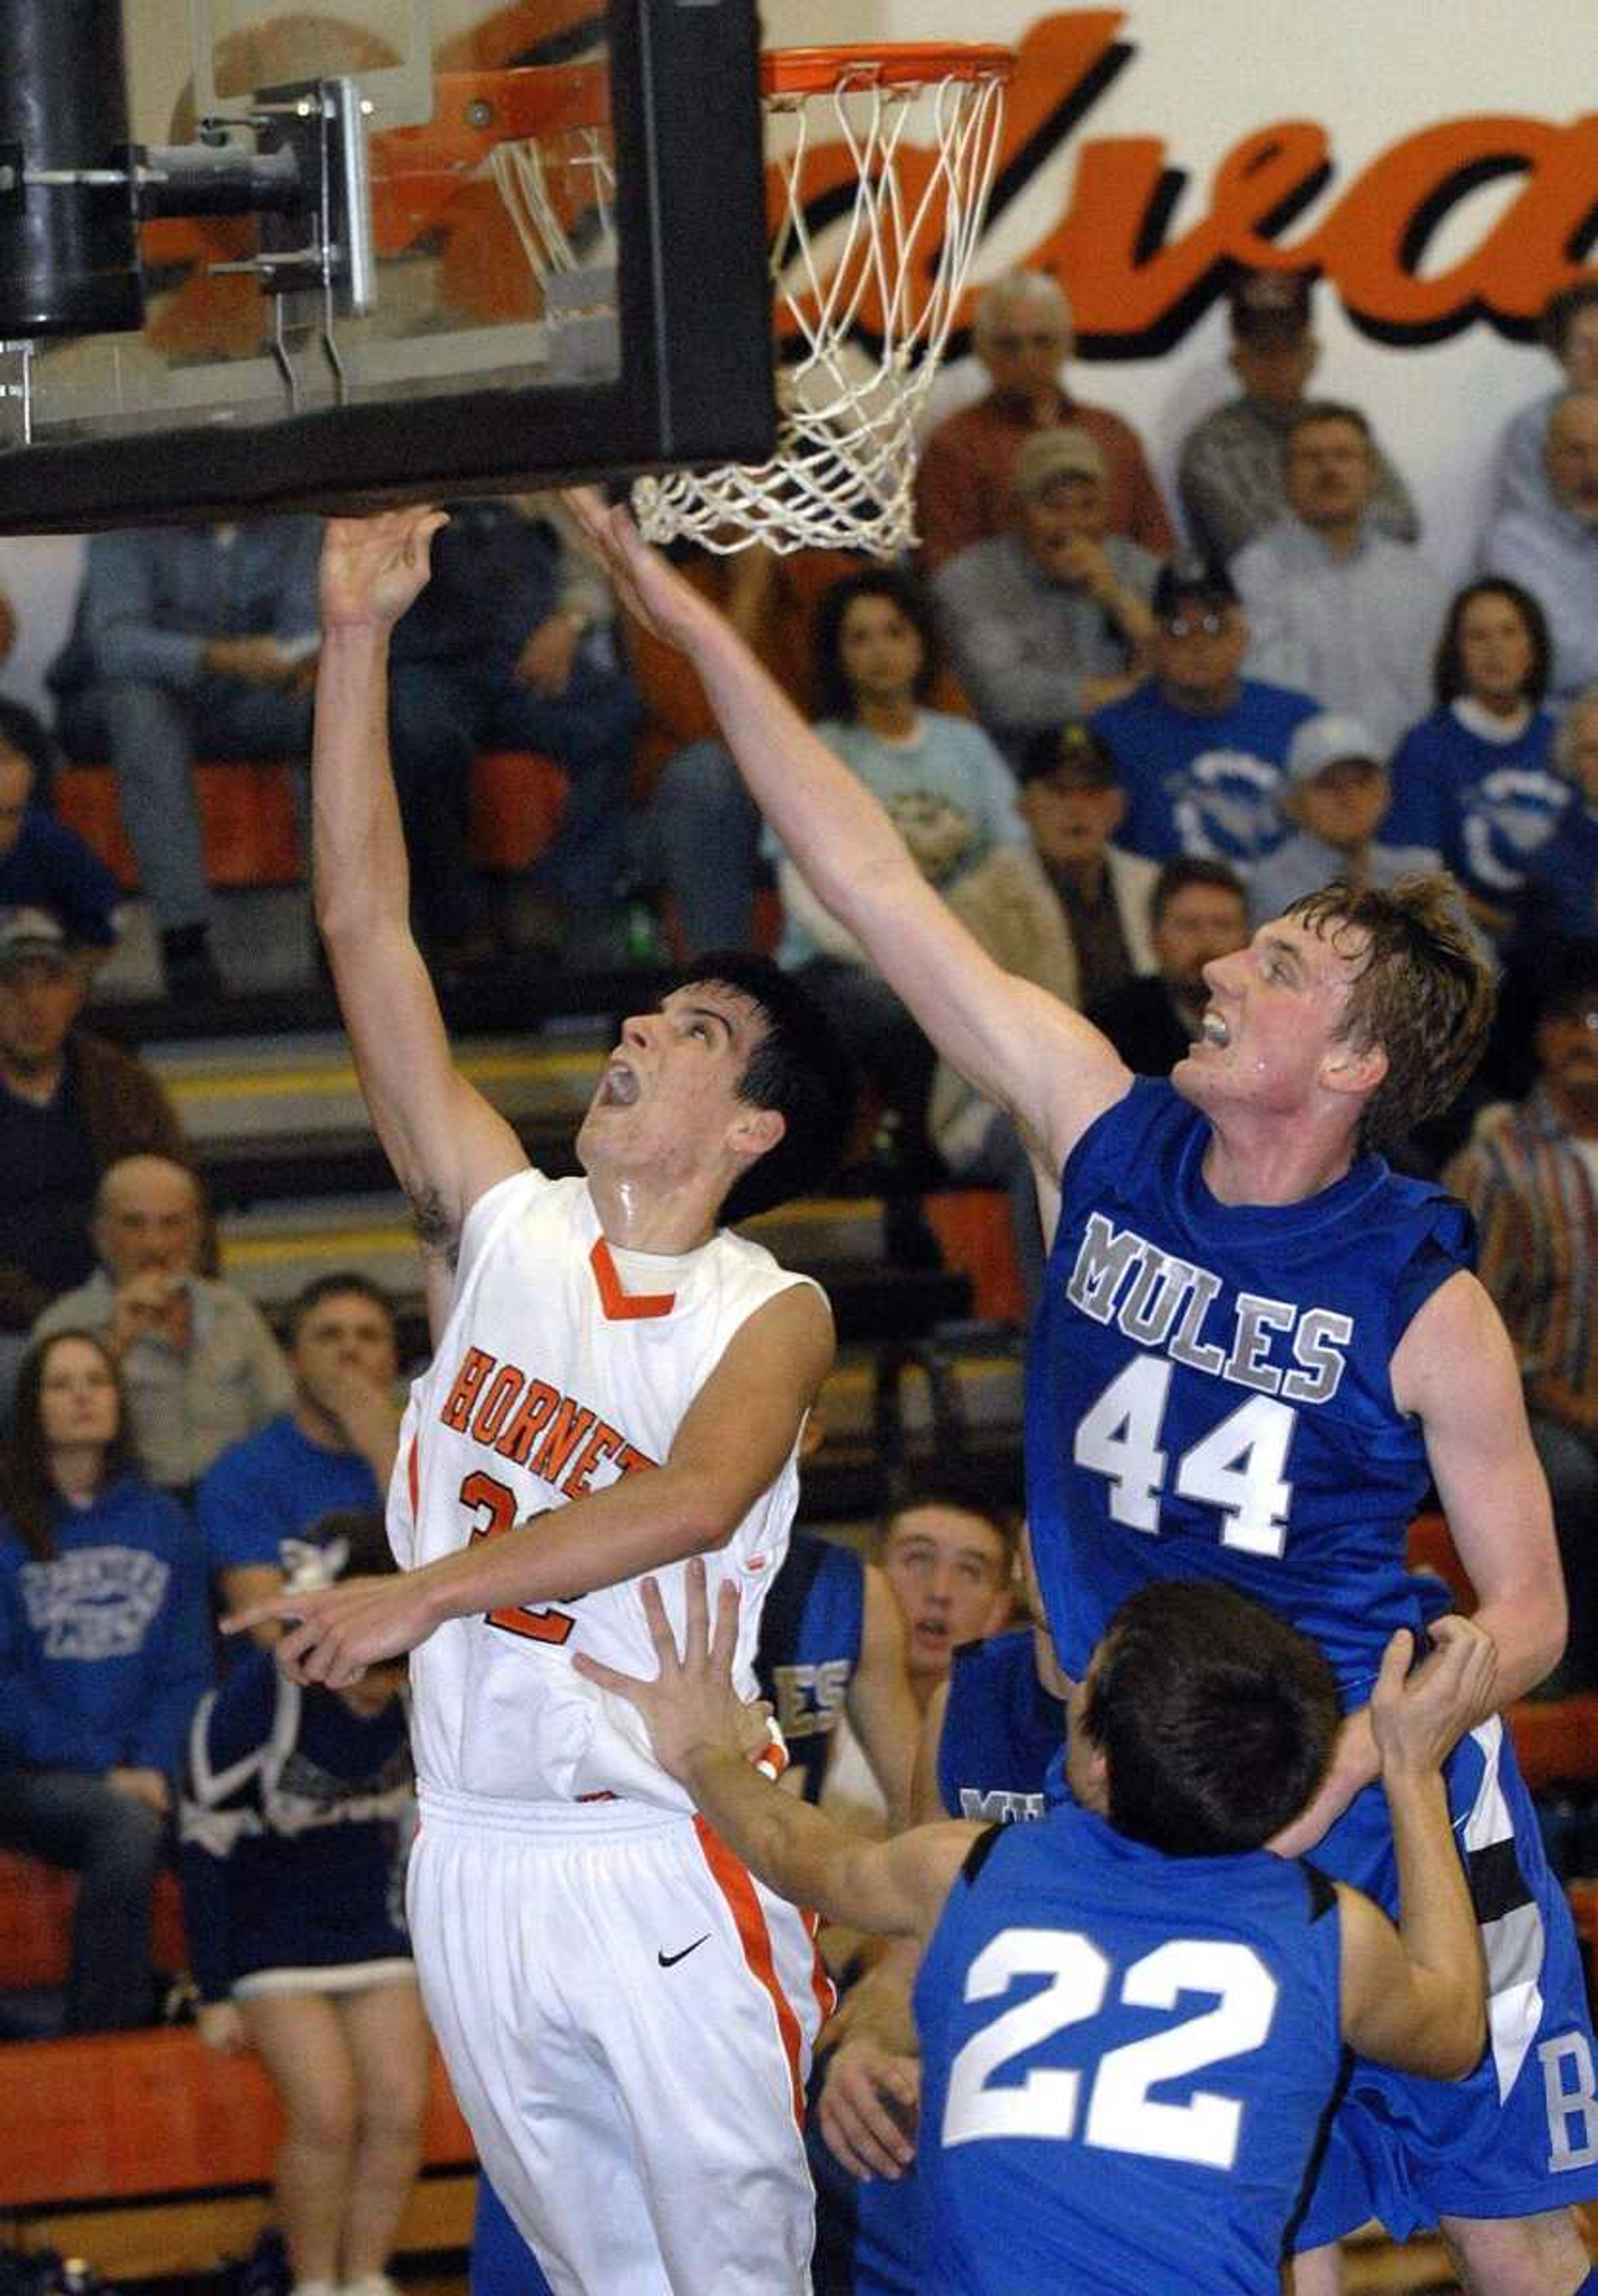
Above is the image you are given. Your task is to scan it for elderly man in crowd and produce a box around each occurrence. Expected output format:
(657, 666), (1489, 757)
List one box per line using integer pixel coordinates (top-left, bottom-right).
(0, 907), (189, 1412)
(914, 270), (1173, 572)
(1487, 280), (1598, 525)
(932, 428), (1159, 767)
(1482, 390), (1598, 708)
(1446, 953), (1598, 1689)
(1178, 270), (1419, 567)
(33, 1155), (291, 1496)
(1090, 557), (1318, 873)
(1233, 401), (1447, 752)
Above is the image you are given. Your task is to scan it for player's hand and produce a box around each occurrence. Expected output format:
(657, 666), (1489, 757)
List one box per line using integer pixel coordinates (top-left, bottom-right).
(197, 2001), (249, 2057)
(223, 1570), (437, 1688)
(1370, 1615), (1497, 1782)
(562, 490), (712, 654)
(816, 2035), (921, 2180)
(111, 1270), (192, 1356)
(319, 508), (450, 635)
(572, 1557), (755, 1783)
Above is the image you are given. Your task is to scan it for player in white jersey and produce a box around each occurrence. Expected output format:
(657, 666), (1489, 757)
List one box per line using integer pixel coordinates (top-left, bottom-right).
(228, 512), (855, 2296)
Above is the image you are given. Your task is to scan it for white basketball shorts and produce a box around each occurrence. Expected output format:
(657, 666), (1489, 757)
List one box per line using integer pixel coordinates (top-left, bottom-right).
(409, 1786), (832, 2295)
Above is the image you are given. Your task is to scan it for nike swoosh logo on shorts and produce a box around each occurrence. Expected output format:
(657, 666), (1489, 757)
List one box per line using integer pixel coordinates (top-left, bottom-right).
(657, 1935), (710, 1968)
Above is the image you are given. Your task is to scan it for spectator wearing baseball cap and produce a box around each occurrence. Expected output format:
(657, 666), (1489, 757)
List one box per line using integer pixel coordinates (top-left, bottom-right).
(1177, 269), (1420, 567)
(931, 427), (1160, 768)
(1089, 555), (1319, 871)
(914, 268), (1175, 573)
(0, 904), (190, 1418)
(1247, 712), (1439, 924)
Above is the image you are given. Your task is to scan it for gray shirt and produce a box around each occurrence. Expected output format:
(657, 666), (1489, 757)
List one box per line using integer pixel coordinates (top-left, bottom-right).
(1233, 519), (1446, 755)
(932, 530), (1160, 763)
(33, 1270), (294, 1490)
(1178, 396), (1419, 567)
(1479, 496), (1598, 706)
(1248, 829), (1442, 926)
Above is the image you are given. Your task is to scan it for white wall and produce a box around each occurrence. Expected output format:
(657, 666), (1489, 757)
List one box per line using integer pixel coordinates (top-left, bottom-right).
(2, 1), (1592, 707)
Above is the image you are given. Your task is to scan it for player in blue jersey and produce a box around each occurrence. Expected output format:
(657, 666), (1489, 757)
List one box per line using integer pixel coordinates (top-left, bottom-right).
(572, 495), (1594, 2295)
(580, 1559), (1493, 2296)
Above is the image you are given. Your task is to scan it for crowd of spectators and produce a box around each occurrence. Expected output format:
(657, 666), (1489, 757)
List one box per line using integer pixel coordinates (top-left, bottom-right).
(0, 261), (1591, 2146)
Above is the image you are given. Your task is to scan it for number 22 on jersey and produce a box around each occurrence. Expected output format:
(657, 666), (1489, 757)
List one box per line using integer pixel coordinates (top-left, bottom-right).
(1073, 1355), (1298, 1558)
(459, 1470), (578, 1645)
(943, 1926), (1278, 2170)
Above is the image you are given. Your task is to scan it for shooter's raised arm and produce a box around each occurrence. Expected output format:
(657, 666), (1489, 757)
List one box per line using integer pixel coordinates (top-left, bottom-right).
(568, 495), (1132, 1178)
(313, 513), (527, 1273)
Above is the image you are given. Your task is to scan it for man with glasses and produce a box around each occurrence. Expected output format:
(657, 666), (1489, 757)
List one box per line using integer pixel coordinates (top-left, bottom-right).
(915, 269), (1174, 572)
(1090, 558), (1319, 872)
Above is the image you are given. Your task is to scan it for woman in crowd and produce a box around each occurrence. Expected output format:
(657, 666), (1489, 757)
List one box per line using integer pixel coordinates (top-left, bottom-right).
(0, 1329), (211, 2032)
(183, 1511), (425, 2296)
(768, 567), (1026, 1176)
(1384, 577), (1567, 941)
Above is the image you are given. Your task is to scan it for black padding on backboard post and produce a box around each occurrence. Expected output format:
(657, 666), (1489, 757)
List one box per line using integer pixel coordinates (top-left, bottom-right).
(0, 0), (144, 335)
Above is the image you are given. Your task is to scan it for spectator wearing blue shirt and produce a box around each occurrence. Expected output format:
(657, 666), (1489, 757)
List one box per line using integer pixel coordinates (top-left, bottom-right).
(0, 737), (122, 952)
(0, 1330), (212, 2031)
(49, 519), (323, 999)
(1383, 579), (1564, 942)
(1249, 713), (1440, 926)
(200, 1274), (401, 1641)
(1091, 558), (1318, 872)
(1521, 686), (1598, 951)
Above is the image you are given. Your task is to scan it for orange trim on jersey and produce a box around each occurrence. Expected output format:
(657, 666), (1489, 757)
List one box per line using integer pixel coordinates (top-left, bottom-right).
(589, 1236), (677, 1321)
(406, 1434), (419, 1519)
(694, 1813), (806, 2130)
(803, 1907), (838, 2029)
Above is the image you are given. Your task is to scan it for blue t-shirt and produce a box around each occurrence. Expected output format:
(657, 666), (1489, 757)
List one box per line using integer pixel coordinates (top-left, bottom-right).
(914, 1806), (1344, 2296)
(768, 710), (1025, 968)
(1028, 1080), (1470, 1699)
(196, 1414), (382, 1578)
(0, 807), (123, 946)
(754, 1530), (866, 1806)
(1090, 678), (1319, 868)
(0, 1476), (213, 1775)
(1519, 798), (1598, 944)
(1383, 704), (1565, 906)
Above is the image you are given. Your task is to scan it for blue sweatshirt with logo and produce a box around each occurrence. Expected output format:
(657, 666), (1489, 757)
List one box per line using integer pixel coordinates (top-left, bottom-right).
(0, 1476), (214, 1776)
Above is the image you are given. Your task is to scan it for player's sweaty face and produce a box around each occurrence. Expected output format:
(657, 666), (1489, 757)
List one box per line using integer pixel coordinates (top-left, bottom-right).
(1181, 914), (1365, 1117)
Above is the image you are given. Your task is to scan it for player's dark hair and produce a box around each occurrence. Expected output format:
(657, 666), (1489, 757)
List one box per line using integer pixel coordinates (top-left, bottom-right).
(1285, 876), (1496, 1152)
(286, 1270), (397, 1348)
(878, 1470), (1019, 1577)
(811, 569), (942, 724)
(1432, 578), (1551, 709)
(3, 1330), (143, 1563)
(682, 952), (857, 1225)
(1541, 277), (1598, 358)
(1149, 855), (1247, 930)
(1083, 1582), (1341, 1856)
(309, 1507), (398, 1581)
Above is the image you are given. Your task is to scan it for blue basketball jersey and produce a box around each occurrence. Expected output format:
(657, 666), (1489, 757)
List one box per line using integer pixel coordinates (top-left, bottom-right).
(1028, 1080), (1471, 1698)
(756, 1530), (867, 1804)
(938, 1630), (1066, 1823)
(914, 1805), (1344, 2295)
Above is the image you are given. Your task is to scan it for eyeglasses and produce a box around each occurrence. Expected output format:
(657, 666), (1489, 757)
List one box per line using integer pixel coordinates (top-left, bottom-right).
(1160, 612), (1231, 639)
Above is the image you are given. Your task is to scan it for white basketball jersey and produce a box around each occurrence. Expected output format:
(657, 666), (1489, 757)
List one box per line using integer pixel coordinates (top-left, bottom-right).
(390, 1169), (820, 1809)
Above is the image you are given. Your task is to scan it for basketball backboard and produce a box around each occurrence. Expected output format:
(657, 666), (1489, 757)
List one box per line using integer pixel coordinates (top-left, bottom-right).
(0, 0), (774, 531)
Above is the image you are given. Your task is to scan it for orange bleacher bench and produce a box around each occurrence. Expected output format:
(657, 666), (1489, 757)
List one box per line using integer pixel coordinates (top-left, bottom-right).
(54, 752), (568, 889)
(0, 1855), (186, 1993)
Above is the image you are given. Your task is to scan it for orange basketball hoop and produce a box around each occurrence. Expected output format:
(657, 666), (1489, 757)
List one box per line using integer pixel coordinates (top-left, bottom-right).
(481, 41), (1015, 553)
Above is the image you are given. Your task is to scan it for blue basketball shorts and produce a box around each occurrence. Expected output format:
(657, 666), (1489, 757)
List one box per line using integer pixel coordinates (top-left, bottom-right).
(1297, 1714), (1598, 2248)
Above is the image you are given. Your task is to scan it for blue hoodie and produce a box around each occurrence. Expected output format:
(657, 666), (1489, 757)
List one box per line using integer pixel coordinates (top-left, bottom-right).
(0, 1476), (214, 1776)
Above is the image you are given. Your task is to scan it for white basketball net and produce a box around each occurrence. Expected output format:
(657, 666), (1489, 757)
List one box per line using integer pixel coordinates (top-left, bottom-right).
(489, 48), (1012, 555)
